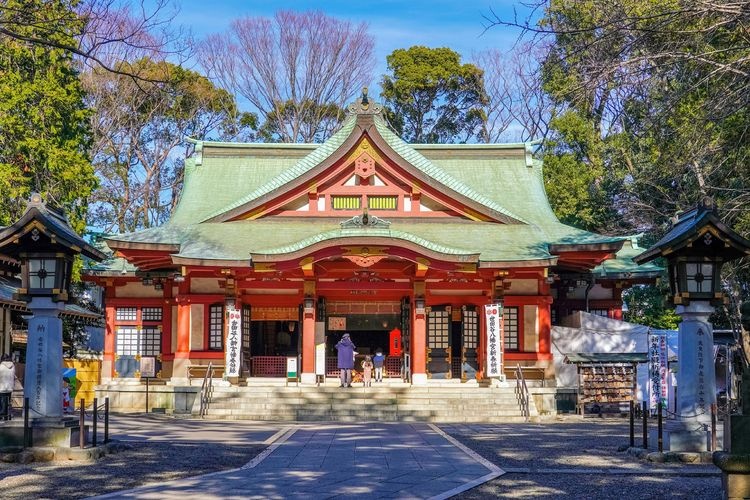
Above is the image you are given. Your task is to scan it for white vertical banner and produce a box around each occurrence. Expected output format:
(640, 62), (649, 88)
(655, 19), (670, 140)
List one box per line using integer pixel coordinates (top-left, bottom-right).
(484, 303), (503, 377)
(225, 307), (242, 377)
(648, 331), (668, 409)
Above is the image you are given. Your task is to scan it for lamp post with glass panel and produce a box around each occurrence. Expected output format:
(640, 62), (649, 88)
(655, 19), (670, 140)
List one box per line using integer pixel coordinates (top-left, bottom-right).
(0, 194), (105, 419)
(635, 198), (750, 450)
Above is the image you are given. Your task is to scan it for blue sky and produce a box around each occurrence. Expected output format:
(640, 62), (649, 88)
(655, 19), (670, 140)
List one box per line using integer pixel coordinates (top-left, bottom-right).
(168, 0), (534, 93)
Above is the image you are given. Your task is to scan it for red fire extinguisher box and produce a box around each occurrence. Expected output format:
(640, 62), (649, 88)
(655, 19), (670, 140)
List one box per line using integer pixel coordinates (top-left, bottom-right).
(389, 328), (402, 357)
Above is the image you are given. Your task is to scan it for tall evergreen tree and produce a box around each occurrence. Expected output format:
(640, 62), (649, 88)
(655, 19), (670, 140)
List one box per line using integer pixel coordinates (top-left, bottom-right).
(0, 0), (96, 233)
(381, 46), (487, 143)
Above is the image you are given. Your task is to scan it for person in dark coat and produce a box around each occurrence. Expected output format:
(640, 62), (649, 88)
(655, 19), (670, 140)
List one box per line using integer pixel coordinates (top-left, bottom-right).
(373, 349), (385, 383)
(335, 333), (356, 388)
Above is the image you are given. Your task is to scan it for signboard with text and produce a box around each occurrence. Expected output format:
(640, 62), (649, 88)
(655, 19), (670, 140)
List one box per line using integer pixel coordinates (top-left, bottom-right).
(648, 332), (668, 409)
(484, 303), (503, 377)
(225, 307), (242, 377)
(287, 357), (298, 379)
(140, 356), (156, 378)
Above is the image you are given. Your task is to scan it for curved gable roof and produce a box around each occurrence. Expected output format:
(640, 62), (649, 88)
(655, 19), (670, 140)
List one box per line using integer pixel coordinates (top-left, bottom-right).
(194, 112), (529, 225)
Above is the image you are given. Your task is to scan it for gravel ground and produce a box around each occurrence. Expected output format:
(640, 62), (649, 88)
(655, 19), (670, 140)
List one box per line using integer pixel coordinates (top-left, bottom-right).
(441, 418), (723, 499)
(0, 441), (265, 499)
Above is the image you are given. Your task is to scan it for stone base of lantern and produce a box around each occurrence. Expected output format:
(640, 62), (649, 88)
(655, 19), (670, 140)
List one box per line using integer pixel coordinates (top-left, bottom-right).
(0, 416), (89, 448)
(714, 452), (750, 500)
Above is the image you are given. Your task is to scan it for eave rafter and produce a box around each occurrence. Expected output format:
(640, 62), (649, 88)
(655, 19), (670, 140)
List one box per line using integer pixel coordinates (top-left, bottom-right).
(113, 248), (174, 271)
(553, 249), (620, 272)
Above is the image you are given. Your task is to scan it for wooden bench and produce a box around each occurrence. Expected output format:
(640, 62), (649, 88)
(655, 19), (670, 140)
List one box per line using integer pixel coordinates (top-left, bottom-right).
(504, 366), (548, 386)
(187, 364), (225, 381)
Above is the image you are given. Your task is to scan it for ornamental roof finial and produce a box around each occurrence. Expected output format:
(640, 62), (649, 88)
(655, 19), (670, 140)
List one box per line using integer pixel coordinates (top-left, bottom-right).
(348, 87), (382, 115)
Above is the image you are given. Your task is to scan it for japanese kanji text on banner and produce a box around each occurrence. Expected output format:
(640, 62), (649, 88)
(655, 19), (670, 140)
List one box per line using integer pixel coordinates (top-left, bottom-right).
(484, 303), (503, 377)
(648, 331), (668, 409)
(225, 307), (242, 377)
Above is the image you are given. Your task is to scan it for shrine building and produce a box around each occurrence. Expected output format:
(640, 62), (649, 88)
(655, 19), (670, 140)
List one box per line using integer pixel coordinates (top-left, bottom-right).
(85, 95), (659, 388)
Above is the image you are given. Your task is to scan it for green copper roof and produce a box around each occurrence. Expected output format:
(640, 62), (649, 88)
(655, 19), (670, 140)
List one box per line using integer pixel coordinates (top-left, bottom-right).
(107, 218), (558, 264)
(372, 117), (529, 224)
(594, 236), (662, 278)
(100, 100), (659, 277)
(197, 117), (358, 222)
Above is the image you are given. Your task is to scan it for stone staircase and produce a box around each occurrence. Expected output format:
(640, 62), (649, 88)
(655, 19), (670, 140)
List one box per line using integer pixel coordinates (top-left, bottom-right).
(193, 380), (539, 423)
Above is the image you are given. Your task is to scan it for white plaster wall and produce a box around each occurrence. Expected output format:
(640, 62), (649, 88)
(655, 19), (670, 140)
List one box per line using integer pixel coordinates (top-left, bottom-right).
(115, 282), (162, 298)
(523, 305), (538, 352)
(508, 279), (538, 295)
(191, 278), (222, 294)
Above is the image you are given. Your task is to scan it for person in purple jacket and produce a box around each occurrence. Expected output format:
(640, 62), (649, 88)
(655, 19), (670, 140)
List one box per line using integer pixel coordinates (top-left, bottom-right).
(335, 333), (356, 388)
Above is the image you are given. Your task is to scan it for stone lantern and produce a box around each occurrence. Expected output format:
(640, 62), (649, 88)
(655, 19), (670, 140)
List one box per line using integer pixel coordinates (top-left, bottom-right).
(635, 198), (750, 452)
(0, 194), (105, 419)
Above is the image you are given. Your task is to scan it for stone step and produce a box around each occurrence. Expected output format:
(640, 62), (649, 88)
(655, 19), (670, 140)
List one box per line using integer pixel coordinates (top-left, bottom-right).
(198, 383), (537, 422)
(201, 410), (534, 423)
(205, 396), (526, 405)
(208, 387), (521, 397)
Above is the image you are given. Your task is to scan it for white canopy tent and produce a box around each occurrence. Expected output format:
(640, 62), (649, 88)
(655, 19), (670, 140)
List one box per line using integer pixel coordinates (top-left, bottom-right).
(551, 311), (677, 408)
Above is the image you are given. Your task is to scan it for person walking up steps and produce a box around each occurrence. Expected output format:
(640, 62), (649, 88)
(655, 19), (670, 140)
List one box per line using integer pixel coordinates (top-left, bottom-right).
(373, 348), (385, 382)
(335, 333), (356, 388)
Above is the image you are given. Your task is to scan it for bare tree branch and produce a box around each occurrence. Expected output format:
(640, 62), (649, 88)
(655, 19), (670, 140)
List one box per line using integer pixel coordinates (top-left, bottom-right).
(200, 10), (375, 143)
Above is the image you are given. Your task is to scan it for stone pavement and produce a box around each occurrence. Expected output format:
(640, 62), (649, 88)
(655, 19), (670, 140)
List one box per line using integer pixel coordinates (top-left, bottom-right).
(91, 422), (503, 499)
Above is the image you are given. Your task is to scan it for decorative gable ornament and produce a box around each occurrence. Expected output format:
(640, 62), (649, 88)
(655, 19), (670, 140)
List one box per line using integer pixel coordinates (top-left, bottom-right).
(348, 87), (382, 115)
(340, 210), (391, 229)
(354, 152), (376, 179)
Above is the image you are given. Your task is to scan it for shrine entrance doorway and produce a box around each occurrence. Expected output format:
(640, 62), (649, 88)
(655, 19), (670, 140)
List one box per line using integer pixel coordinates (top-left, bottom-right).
(324, 301), (402, 377)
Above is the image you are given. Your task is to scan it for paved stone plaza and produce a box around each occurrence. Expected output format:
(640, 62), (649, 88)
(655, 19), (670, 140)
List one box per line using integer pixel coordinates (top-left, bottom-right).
(0, 415), (723, 499)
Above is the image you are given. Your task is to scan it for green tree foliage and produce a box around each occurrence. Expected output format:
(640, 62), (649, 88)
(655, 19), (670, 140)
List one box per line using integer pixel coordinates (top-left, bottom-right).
(61, 282), (103, 356)
(84, 58), (250, 232)
(623, 283), (680, 330)
(0, 0), (96, 233)
(381, 46), (487, 143)
(491, 0), (750, 331)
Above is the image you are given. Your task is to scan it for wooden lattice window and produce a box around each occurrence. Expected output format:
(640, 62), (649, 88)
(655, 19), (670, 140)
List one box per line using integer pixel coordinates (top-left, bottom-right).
(590, 309), (608, 318)
(428, 309), (450, 348)
(141, 327), (161, 356)
(331, 195), (361, 210)
(208, 304), (224, 350)
(142, 307), (163, 321)
(116, 307), (137, 321)
(503, 306), (519, 351)
(368, 195), (398, 210)
(115, 327), (139, 355)
(242, 304), (251, 350)
(462, 308), (478, 348)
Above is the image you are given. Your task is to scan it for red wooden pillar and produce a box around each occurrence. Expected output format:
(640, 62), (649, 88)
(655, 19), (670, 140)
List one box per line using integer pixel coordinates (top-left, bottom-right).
(538, 296), (552, 355)
(612, 286), (624, 320)
(301, 299), (316, 384)
(173, 281), (191, 380)
(411, 299), (427, 384)
(102, 302), (116, 382)
(161, 282), (173, 359)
